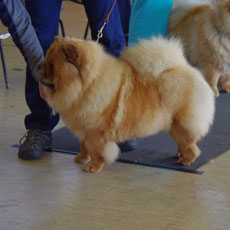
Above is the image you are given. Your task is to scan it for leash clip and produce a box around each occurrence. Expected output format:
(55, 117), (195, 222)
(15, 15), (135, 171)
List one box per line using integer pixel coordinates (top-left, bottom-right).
(96, 22), (107, 42)
(95, 0), (117, 43)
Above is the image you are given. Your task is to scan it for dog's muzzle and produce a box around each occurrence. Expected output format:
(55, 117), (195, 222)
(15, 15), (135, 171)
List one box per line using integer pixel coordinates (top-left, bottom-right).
(35, 64), (55, 90)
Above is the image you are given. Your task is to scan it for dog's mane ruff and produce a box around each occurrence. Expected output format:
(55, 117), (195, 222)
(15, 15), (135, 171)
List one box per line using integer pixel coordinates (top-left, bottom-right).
(121, 37), (187, 77)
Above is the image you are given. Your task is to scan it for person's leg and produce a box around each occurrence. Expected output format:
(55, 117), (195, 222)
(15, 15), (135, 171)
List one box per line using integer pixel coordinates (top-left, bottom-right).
(82, 0), (127, 57)
(24, 0), (62, 131)
(18, 0), (62, 159)
(117, 0), (131, 44)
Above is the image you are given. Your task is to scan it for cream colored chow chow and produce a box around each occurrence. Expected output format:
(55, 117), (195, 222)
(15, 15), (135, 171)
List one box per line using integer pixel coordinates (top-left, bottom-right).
(39, 37), (214, 173)
(168, 0), (230, 96)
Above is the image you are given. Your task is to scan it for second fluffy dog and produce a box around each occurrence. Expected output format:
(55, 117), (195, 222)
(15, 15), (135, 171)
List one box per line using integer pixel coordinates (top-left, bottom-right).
(168, 0), (230, 96)
(39, 37), (215, 173)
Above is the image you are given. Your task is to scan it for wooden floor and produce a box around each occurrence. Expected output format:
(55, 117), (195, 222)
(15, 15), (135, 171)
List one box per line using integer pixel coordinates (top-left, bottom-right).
(0, 2), (230, 230)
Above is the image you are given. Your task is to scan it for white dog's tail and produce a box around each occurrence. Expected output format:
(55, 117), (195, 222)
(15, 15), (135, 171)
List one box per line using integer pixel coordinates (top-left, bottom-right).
(101, 141), (120, 164)
(121, 37), (187, 77)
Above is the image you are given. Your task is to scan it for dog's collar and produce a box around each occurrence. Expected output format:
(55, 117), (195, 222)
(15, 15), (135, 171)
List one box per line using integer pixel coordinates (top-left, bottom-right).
(39, 79), (55, 90)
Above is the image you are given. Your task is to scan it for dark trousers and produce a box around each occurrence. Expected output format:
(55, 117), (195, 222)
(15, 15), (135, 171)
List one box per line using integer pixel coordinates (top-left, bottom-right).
(24, 0), (62, 131)
(82, 0), (130, 56)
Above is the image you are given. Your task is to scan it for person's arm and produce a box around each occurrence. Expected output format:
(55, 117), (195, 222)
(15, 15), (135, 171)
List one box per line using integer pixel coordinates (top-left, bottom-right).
(0, 0), (44, 79)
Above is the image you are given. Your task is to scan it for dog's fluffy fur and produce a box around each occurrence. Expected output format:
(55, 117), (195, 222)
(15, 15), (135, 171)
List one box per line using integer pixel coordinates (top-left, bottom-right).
(40, 37), (215, 173)
(168, 0), (230, 96)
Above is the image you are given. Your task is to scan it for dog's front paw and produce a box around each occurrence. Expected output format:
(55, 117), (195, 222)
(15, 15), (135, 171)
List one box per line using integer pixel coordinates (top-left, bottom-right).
(83, 161), (104, 173)
(74, 154), (90, 164)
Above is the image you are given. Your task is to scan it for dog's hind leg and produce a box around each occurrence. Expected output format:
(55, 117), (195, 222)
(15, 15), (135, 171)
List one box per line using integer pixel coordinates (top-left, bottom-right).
(204, 66), (221, 97)
(75, 141), (90, 164)
(170, 122), (201, 166)
(218, 74), (230, 93)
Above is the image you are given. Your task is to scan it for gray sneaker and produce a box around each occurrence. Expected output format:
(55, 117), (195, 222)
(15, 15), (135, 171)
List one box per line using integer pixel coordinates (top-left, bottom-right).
(18, 128), (52, 160)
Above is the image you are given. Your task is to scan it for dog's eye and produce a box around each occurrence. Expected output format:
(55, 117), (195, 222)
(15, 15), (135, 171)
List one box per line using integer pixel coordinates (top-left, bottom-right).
(40, 63), (53, 79)
(66, 57), (75, 66)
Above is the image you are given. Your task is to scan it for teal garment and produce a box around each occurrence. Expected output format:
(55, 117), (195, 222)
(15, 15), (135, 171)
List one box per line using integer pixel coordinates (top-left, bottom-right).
(128, 0), (174, 46)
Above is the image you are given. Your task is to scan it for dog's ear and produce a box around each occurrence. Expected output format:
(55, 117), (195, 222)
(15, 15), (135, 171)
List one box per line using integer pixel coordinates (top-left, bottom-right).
(61, 43), (80, 68)
(54, 36), (63, 42)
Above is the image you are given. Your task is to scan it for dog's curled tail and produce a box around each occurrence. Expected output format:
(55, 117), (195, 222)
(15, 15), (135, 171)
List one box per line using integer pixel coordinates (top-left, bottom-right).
(121, 37), (187, 77)
(101, 141), (120, 164)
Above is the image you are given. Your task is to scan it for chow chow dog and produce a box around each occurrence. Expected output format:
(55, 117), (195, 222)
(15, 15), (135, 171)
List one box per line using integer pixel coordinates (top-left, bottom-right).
(168, 0), (230, 96)
(39, 36), (214, 173)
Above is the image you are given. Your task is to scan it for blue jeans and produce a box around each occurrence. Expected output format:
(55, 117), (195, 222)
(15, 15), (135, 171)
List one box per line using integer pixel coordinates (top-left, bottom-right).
(24, 0), (62, 131)
(82, 0), (130, 57)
